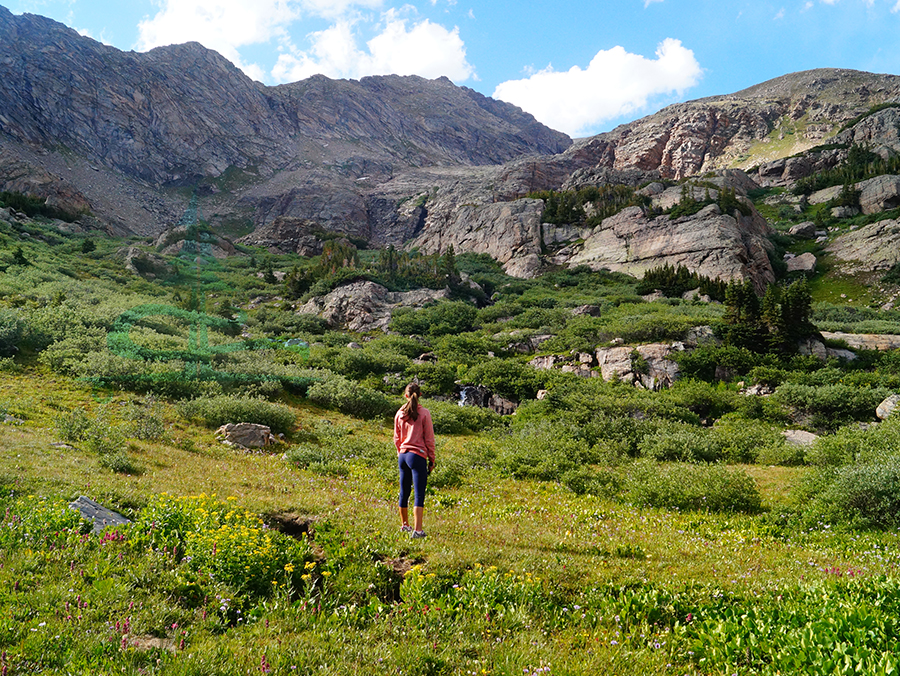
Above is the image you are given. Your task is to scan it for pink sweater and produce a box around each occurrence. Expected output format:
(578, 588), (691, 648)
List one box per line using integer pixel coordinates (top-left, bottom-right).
(393, 406), (435, 463)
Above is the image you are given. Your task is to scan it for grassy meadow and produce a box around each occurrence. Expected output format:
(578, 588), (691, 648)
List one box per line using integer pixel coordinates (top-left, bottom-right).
(4, 185), (900, 675)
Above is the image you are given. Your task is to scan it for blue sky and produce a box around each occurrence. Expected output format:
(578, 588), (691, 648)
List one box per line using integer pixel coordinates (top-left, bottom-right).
(4, 0), (900, 137)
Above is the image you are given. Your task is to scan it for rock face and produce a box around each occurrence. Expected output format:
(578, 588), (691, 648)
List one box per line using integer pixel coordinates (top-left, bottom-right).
(820, 331), (900, 351)
(826, 218), (900, 272)
(296, 281), (450, 332)
(562, 203), (775, 291)
(595, 344), (682, 391)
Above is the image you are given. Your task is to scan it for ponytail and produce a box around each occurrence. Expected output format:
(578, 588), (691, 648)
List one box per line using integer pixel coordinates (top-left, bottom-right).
(401, 382), (422, 421)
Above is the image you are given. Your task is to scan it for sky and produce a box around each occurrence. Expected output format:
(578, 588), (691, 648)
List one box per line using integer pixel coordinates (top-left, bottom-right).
(4, 0), (900, 138)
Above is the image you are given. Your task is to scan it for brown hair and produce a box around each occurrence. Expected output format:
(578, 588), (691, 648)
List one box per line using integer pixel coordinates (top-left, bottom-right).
(401, 382), (422, 421)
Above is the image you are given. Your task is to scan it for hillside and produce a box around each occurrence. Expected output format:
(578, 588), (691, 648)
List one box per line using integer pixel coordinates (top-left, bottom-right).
(5, 193), (900, 673)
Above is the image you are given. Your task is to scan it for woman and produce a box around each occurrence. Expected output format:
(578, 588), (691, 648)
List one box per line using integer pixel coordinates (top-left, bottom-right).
(393, 382), (435, 539)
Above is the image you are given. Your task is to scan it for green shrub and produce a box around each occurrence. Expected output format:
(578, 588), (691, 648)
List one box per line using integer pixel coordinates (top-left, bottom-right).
(561, 466), (620, 497)
(622, 460), (763, 513)
(494, 421), (598, 481)
(708, 417), (787, 464)
(639, 423), (718, 462)
(427, 400), (506, 435)
(177, 394), (297, 433)
(460, 358), (541, 401)
(306, 375), (396, 420)
(390, 301), (477, 336)
(773, 383), (891, 429)
(54, 407), (93, 442)
(807, 456), (900, 528)
(0, 308), (24, 357)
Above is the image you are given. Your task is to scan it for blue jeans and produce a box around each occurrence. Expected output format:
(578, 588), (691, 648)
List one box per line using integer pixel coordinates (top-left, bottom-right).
(398, 452), (428, 508)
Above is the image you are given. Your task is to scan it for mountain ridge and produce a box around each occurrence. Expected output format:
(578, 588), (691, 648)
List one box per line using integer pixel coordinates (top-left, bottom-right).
(3, 5), (900, 289)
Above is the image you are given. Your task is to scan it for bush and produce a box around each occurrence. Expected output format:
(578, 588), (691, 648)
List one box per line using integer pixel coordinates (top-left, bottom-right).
(638, 423), (719, 462)
(306, 375), (396, 420)
(807, 457), (900, 528)
(622, 461), (762, 514)
(494, 421), (598, 481)
(460, 358), (541, 401)
(427, 400), (506, 435)
(177, 394), (297, 433)
(390, 301), (478, 336)
(561, 466), (620, 497)
(708, 417), (787, 464)
(773, 382), (891, 429)
(0, 308), (24, 357)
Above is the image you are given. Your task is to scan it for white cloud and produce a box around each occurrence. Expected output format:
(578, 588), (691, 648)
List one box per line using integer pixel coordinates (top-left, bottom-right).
(893, 0), (900, 12)
(135, 0), (304, 79)
(644, 0), (664, 6)
(272, 9), (474, 83)
(492, 38), (702, 137)
(774, 7), (786, 19)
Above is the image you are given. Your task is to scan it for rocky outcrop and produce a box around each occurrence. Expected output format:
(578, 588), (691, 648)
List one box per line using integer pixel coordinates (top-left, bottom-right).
(826, 218), (900, 272)
(408, 198), (545, 277)
(530, 342), (682, 390)
(296, 281), (450, 332)
(155, 225), (236, 258)
(858, 175), (900, 215)
(595, 343), (681, 390)
(561, 203), (775, 292)
(819, 331), (900, 351)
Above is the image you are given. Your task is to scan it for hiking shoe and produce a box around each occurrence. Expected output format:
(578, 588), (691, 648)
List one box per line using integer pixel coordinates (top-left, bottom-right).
(400, 525), (412, 533)
(410, 530), (426, 539)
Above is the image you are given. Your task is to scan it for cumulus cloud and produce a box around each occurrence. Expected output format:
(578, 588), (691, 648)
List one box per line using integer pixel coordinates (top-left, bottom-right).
(135, 0), (472, 84)
(135, 0), (304, 79)
(893, 0), (900, 12)
(272, 9), (474, 83)
(493, 38), (702, 137)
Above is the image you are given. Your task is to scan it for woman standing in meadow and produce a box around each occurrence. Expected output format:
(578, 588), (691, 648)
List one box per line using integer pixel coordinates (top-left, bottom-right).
(394, 382), (435, 539)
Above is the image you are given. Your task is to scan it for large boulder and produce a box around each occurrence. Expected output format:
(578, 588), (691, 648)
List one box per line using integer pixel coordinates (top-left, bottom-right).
(858, 175), (900, 215)
(785, 252), (816, 274)
(877, 394), (900, 420)
(296, 280), (450, 332)
(595, 343), (681, 390)
(216, 423), (278, 449)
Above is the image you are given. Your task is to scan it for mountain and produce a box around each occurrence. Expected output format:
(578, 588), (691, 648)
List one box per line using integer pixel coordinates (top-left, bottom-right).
(3, 5), (900, 289)
(0, 6), (569, 234)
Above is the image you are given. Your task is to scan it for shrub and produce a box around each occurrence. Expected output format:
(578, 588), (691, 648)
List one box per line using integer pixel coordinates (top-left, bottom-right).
(639, 423), (719, 462)
(460, 358), (541, 401)
(177, 394), (297, 433)
(390, 301), (477, 336)
(427, 400), (506, 435)
(54, 407), (93, 442)
(773, 382), (891, 429)
(561, 466), (620, 497)
(306, 375), (396, 420)
(808, 457), (900, 528)
(0, 308), (24, 357)
(494, 421), (597, 481)
(708, 417), (787, 464)
(622, 460), (762, 513)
